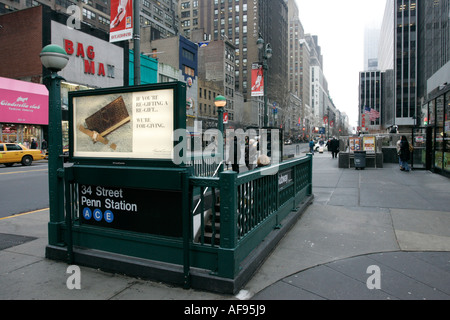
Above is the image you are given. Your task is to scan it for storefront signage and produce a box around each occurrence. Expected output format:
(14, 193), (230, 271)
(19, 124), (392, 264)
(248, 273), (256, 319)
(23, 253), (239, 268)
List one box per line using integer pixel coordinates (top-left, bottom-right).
(79, 184), (183, 237)
(63, 40), (114, 78)
(0, 76), (49, 125)
(52, 21), (124, 88)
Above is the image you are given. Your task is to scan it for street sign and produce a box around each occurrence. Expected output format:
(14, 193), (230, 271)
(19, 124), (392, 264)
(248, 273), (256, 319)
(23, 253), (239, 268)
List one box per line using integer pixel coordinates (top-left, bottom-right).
(223, 112), (229, 124)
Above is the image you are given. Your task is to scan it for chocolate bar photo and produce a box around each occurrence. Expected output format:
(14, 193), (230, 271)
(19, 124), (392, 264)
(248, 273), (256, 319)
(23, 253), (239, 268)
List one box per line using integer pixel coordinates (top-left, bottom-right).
(85, 96), (131, 137)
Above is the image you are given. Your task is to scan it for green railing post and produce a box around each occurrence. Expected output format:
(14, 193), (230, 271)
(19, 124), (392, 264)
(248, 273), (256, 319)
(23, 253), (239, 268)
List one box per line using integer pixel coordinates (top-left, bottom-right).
(219, 170), (238, 249)
(181, 170), (191, 289)
(217, 170), (239, 278)
(308, 153), (313, 195)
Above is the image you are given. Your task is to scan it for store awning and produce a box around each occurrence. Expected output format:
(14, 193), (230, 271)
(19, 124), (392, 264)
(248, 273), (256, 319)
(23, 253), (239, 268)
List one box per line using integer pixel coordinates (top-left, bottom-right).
(0, 76), (49, 125)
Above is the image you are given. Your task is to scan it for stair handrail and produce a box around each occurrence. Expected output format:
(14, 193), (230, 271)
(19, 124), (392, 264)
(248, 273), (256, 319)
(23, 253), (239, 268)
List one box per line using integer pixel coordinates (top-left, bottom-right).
(192, 159), (224, 215)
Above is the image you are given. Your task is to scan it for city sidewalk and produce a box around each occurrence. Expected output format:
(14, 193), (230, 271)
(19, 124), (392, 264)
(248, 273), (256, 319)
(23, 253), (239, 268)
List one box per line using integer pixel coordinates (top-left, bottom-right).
(0, 151), (449, 300)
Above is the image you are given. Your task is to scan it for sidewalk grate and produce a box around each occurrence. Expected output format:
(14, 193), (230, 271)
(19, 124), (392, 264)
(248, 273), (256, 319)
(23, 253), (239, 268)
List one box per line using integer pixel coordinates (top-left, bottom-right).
(0, 233), (37, 251)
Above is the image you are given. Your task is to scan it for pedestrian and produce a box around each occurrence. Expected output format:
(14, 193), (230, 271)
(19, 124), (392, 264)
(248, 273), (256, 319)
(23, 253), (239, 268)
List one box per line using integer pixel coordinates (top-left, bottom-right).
(309, 139), (315, 154)
(30, 139), (37, 149)
(41, 139), (48, 153)
(330, 137), (339, 159)
(232, 136), (240, 173)
(399, 135), (411, 172)
(396, 138), (403, 170)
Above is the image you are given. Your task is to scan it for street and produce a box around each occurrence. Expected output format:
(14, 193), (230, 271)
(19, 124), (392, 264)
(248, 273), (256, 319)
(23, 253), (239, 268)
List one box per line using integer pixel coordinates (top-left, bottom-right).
(0, 161), (49, 218)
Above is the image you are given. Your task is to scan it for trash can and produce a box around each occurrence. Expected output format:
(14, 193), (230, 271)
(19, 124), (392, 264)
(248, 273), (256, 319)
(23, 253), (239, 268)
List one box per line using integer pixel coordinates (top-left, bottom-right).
(354, 151), (366, 170)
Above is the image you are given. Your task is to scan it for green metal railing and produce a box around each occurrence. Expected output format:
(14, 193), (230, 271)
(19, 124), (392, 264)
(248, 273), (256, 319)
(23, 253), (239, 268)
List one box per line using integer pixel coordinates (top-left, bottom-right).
(189, 154), (313, 278)
(56, 154), (312, 286)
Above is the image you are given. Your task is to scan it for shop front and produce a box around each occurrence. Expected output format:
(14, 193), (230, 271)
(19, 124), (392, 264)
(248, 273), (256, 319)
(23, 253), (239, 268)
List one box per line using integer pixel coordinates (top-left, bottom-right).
(0, 76), (49, 148)
(419, 85), (450, 177)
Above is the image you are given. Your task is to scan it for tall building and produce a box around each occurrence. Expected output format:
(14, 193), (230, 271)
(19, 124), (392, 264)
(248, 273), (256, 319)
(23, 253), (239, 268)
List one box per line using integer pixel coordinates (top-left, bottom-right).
(287, 0), (311, 136)
(183, 0), (288, 127)
(0, 0), (111, 32)
(141, 0), (179, 39)
(394, 0), (418, 127)
(306, 34), (327, 128)
(364, 26), (380, 71)
(0, 0), (179, 39)
(417, 0), (450, 101)
(359, 70), (383, 131)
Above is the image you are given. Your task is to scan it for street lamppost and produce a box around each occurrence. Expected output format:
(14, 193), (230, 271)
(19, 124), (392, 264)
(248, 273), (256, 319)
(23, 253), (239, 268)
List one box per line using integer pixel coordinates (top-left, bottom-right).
(215, 95), (226, 173)
(257, 35), (272, 127)
(40, 44), (69, 245)
(326, 106), (330, 140)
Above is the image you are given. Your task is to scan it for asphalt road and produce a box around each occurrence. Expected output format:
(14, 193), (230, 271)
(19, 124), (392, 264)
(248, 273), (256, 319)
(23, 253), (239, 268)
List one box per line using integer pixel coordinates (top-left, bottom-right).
(0, 161), (49, 218)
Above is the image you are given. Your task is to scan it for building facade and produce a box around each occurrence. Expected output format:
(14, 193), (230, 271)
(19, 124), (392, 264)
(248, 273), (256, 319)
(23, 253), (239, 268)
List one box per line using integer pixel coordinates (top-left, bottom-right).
(359, 70), (383, 132)
(0, 5), (127, 147)
(394, 0), (418, 127)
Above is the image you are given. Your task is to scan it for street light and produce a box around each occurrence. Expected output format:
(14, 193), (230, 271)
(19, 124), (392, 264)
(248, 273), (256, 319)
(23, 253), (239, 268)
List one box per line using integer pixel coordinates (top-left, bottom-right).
(40, 44), (69, 246)
(256, 35), (272, 127)
(215, 95), (227, 172)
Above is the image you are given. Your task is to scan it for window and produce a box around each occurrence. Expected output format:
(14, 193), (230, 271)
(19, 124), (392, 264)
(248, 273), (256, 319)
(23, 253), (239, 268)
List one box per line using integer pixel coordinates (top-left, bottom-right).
(6, 144), (23, 151)
(184, 66), (195, 77)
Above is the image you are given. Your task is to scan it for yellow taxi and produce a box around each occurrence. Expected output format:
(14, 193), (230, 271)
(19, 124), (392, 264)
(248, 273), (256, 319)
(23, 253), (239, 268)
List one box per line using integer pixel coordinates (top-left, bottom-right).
(0, 143), (46, 167)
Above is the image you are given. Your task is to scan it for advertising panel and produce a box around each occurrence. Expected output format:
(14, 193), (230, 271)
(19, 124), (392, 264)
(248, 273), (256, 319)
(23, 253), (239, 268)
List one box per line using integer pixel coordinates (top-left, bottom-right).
(349, 137), (361, 153)
(70, 82), (186, 163)
(109, 0), (133, 42)
(0, 77), (49, 125)
(363, 136), (376, 153)
(251, 63), (264, 97)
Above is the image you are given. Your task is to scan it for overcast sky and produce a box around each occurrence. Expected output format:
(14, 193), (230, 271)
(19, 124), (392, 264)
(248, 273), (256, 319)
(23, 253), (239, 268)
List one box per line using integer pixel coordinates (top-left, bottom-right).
(295, 0), (387, 129)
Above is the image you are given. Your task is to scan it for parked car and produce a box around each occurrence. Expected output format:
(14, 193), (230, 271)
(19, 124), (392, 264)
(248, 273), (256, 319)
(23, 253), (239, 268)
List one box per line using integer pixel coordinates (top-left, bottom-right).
(314, 141), (325, 153)
(0, 143), (45, 167)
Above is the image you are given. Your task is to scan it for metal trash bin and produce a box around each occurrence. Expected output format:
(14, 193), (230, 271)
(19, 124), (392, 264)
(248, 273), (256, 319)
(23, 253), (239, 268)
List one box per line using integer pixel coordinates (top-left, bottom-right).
(354, 151), (366, 169)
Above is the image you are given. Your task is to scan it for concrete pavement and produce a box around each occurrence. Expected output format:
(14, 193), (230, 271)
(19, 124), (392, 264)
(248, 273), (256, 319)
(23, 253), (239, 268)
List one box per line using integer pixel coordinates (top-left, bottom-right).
(0, 150), (449, 300)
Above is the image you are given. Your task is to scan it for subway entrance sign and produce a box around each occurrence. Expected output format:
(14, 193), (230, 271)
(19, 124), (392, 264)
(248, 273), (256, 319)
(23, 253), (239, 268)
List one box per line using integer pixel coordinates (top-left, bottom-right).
(79, 184), (183, 238)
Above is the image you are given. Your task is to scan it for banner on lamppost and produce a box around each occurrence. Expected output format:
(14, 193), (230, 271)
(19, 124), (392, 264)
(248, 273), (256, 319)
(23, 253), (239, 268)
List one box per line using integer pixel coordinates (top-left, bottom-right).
(110, 0), (133, 43)
(251, 63), (264, 97)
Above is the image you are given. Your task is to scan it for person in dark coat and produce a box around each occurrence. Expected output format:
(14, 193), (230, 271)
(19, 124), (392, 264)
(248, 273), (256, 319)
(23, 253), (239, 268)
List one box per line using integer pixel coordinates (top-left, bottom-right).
(399, 135), (411, 172)
(330, 137), (339, 159)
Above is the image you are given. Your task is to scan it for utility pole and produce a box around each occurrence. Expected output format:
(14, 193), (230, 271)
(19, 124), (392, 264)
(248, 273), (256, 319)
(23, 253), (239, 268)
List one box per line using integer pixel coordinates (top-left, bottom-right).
(133, 0), (141, 85)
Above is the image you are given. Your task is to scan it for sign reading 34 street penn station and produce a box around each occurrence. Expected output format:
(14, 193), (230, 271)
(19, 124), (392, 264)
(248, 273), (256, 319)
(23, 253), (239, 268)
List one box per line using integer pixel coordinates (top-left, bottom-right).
(79, 184), (183, 237)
